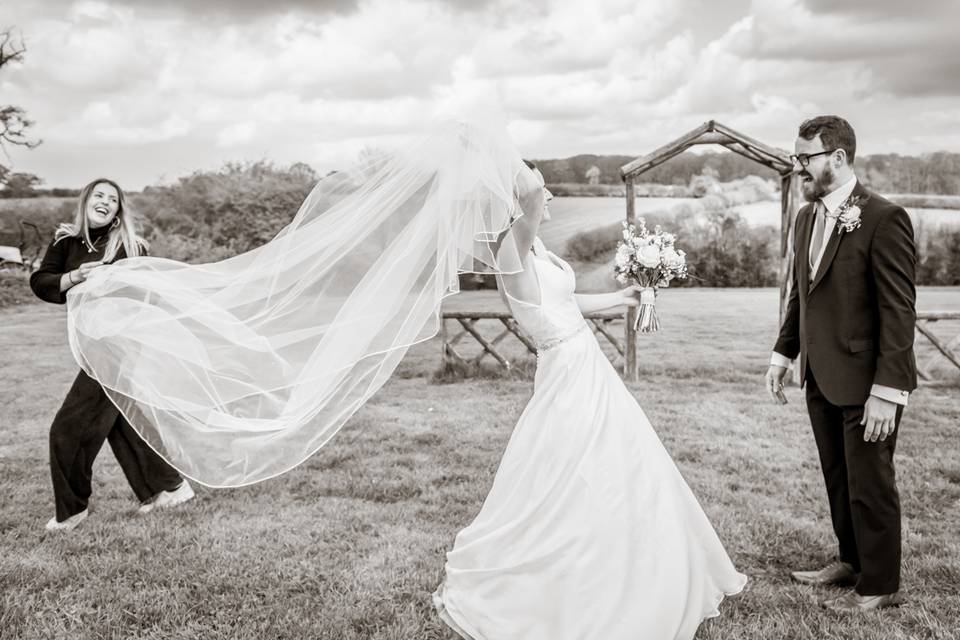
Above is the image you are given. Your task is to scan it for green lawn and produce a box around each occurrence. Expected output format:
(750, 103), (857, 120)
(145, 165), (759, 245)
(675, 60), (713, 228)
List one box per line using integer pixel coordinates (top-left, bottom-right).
(1, 288), (958, 639)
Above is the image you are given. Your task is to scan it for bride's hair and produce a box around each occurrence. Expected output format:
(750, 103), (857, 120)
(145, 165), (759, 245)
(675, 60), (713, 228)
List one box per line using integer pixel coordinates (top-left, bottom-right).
(54, 178), (147, 262)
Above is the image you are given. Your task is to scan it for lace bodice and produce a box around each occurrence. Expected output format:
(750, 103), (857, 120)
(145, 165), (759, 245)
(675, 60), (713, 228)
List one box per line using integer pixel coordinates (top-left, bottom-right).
(503, 239), (586, 350)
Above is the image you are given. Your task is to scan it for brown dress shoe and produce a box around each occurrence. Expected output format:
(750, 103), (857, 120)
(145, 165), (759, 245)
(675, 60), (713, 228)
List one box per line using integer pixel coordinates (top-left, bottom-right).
(790, 561), (857, 586)
(822, 591), (904, 613)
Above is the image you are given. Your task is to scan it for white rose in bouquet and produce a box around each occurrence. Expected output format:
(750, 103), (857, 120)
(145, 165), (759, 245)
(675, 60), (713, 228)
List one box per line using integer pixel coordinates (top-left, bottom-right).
(637, 244), (662, 269)
(661, 247), (685, 270)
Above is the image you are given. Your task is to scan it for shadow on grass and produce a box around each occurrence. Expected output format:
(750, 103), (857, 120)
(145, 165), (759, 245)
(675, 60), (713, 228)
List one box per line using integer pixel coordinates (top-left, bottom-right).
(430, 358), (537, 384)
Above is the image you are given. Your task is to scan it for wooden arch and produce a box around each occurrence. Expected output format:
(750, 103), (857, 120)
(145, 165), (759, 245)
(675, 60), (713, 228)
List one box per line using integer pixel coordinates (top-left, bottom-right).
(619, 120), (803, 380)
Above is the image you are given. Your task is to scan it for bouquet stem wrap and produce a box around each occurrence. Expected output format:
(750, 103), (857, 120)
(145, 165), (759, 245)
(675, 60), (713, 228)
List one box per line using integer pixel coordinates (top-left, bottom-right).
(634, 287), (659, 333)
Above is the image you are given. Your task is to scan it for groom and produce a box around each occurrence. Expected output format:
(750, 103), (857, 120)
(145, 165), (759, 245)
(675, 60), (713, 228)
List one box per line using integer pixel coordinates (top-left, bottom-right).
(765, 115), (917, 612)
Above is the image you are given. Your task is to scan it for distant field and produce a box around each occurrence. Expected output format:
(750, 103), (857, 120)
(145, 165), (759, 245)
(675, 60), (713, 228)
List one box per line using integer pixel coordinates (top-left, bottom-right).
(0, 196), (73, 214)
(539, 196), (695, 249)
(735, 200), (960, 229)
(545, 197), (960, 253)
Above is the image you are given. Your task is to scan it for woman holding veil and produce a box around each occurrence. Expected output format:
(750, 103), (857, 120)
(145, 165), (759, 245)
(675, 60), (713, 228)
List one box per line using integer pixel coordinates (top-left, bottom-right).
(66, 120), (745, 638)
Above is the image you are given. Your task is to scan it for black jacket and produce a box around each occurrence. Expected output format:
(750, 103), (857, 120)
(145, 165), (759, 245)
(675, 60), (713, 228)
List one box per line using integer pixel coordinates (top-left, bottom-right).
(774, 181), (918, 406)
(30, 228), (138, 304)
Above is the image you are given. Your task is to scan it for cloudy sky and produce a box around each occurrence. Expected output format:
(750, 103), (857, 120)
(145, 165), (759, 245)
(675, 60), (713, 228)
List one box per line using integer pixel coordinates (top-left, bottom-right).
(3, 0), (959, 189)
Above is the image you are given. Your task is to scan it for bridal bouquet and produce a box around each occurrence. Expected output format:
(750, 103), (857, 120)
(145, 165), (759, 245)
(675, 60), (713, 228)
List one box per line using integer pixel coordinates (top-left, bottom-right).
(614, 219), (688, 333)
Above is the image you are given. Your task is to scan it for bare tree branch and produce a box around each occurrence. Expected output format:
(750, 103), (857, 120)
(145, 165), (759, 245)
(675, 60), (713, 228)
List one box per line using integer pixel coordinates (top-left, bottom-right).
(0, 106), (39, 149)
(0, 28), (26, 70)
(0, 26), (40, 162)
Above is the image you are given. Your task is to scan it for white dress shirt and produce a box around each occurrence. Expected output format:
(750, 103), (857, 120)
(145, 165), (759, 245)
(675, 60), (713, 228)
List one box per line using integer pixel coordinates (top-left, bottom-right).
(809, 175), (855, 277)
(771, 176), (909, 406)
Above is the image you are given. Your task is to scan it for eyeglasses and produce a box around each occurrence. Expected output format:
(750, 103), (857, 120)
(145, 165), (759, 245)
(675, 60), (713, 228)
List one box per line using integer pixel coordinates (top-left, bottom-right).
(790, 150), (835, 167)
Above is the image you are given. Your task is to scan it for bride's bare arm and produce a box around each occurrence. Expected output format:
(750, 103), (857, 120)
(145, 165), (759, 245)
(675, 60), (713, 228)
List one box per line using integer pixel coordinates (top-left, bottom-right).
(493, 167), (545, 259)
(575, 287), (643, 314)
(494, 168), (547, 305)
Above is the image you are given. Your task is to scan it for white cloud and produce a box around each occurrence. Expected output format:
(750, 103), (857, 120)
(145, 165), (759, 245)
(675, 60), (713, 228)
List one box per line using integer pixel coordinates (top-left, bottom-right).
(79, 100), (114, 124)
(730, 0), (960, 96)
(2, 0), (959, 189)
(216, 121), (257, 147)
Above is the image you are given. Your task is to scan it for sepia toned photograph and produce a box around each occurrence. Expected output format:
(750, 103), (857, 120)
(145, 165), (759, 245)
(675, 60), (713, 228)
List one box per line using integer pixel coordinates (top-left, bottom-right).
(1, 1), (958, 638)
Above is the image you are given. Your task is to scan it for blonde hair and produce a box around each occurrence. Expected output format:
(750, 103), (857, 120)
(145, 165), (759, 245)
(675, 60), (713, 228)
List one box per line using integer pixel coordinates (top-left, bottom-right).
(54, 178), (147, 262)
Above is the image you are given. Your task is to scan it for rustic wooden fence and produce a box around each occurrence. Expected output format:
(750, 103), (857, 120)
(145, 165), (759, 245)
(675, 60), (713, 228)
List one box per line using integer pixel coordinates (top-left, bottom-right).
(440, 310), (960, 382)
(440, 310), (623, 370)
(916, 311), (960, 382)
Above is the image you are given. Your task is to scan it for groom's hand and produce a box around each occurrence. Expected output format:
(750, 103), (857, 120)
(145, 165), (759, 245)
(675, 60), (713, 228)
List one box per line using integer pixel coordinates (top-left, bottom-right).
(764, 365), (788, 404)
(860, 396), (898, 442)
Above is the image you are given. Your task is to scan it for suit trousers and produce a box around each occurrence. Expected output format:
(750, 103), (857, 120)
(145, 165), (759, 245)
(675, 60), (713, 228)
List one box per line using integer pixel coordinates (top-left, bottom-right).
(49, 370), (182, 522)
(805, 367), (903, 595)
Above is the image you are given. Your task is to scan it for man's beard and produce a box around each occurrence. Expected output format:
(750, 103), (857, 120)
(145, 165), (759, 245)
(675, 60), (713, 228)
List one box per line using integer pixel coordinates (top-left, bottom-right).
(801, 164), (836, 202)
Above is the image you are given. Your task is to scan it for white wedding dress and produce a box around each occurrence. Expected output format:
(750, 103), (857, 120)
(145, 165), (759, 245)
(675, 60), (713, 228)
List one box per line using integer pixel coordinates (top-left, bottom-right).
(433, 239), (747, 640)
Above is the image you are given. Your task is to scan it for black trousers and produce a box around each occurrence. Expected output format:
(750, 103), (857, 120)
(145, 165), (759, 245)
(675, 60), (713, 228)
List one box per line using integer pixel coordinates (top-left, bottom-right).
(50, 370), (182, 522)
(805, 368), (902, 595)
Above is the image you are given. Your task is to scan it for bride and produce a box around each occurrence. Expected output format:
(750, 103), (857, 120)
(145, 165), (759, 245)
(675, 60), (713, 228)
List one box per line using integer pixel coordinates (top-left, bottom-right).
(432, 161), (746, 639)
(66, 121), (745, 638)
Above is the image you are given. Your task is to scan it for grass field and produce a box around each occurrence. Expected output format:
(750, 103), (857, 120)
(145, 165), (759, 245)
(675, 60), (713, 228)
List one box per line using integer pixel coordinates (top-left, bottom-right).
(1, 287), (958, 639)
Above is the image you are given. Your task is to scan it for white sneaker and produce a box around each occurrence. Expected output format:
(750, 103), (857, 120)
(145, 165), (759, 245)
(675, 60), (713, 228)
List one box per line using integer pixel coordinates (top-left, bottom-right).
(45, 509), (88, 531)
(152, 480), (195, 509)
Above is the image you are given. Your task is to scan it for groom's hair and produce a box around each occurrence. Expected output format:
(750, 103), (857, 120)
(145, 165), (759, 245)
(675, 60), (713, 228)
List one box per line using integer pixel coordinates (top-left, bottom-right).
(798, 116), (856, 165)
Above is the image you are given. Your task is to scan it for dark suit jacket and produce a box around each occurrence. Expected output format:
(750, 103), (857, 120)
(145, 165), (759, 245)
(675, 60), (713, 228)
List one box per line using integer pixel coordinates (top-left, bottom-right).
(774, 181), (918, 406)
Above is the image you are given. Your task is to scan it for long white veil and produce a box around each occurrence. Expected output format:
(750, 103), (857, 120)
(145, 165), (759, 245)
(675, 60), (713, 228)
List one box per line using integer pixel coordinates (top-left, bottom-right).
(66, 120), (529, 487)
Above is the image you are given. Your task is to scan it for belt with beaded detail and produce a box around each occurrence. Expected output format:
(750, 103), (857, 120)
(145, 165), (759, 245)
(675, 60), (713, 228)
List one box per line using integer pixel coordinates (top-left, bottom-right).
(536, 322), (589, 354)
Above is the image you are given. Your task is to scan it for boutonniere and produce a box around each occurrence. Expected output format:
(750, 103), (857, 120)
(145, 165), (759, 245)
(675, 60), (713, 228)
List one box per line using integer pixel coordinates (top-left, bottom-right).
(833, 194), (868, 235)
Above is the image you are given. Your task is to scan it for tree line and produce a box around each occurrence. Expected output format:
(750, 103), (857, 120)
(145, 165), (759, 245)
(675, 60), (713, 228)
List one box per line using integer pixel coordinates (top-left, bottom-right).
(533, 151), (960, 195)
(7, 150), (960, 200)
